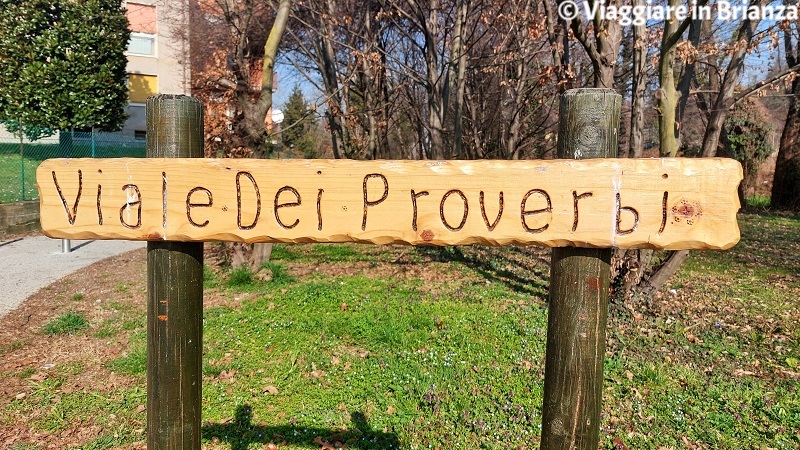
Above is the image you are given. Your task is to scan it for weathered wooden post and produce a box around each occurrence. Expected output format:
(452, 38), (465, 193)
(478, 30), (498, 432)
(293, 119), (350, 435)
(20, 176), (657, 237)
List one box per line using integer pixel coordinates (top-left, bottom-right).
(146, 95), (204, 449)
(541, 88), (621, 449)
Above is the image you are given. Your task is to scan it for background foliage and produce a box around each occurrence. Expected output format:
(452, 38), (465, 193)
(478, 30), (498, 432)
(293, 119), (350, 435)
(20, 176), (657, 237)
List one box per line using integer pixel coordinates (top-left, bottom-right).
(0, 0), (130, 131)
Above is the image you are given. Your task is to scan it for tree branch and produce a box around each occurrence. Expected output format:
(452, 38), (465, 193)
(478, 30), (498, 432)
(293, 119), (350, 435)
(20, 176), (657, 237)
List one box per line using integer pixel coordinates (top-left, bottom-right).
(731, 63), (800, 107)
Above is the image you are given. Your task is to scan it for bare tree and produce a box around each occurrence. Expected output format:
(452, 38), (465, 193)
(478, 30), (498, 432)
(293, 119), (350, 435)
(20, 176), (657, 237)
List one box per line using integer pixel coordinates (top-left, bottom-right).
(191, 0), (292, 270)
(700, 0), (764, 157)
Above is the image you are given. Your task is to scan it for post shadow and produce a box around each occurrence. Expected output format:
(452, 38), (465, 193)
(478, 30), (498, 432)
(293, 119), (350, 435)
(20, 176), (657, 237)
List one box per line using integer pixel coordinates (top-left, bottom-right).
(202, 404), (401, 449)
(417, 245), (550, 296)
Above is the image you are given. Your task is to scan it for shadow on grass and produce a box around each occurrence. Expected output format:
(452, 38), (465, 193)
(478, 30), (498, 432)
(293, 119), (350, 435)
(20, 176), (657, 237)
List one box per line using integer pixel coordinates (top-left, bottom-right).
(417, 245), (550, 297)
(203, 404), (401, 449)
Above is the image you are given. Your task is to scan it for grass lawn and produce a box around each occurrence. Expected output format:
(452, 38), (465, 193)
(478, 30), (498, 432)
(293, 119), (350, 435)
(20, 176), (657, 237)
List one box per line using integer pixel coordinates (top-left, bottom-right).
(0, 154), (40, 203)
(0, 210), (797, 449)
(0, 143), (145, 203)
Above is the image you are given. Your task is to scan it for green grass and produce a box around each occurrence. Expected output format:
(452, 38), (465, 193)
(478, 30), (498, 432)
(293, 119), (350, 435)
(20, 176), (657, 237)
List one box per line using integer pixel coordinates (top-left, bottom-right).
(5, 372), (146, 448)
(3, 211), (799, 448)
(226, 266), (255, 288)
(745, 194), (771, 208)
(271, 242), (419, 264)
(106, 330), (147, 376)
(0, 142), (144, 203)
(599, 211), (800, 447)
(94, 301), (145, 339)
(201, 271), (547, 448)
(204, 264), (221, 288)
(262, 261), (295, 284)
(42, 311), (88, 335)
(0, 154), (40, 203)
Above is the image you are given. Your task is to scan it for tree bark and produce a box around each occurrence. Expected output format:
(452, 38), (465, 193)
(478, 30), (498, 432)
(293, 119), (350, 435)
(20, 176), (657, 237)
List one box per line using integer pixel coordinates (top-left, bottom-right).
(566, 0), (621, 89)
(657, 0), (692, 157)
(318, 0), (349, 159)
(543, 0), (571, 90)
(772, 25), (800, 210)
(423, 0), (446, 160)
(639, 249), (690, 295)
(628, 0), (647, 158)
(772, 80), (800, 210)
(701, 3), (762, 157)
(451, 0), (468, 158)
(676, 18), (702, 138)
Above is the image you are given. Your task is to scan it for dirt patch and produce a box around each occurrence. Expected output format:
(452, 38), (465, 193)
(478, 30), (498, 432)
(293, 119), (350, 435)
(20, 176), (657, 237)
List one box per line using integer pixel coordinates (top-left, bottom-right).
(0, 248), (147, 448)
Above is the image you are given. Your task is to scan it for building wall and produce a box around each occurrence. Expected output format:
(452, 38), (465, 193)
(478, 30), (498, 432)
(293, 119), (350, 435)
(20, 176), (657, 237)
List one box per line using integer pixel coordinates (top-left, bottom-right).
(122, 0), (191, 138)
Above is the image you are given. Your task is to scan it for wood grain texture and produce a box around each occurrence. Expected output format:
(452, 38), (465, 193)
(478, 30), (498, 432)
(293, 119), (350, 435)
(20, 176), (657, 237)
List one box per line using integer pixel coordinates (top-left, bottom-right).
(145, 95), (203, 450)
(541, 88), (618, 450)
(37, 157), (742, 250)
(543, 247), (611, 449)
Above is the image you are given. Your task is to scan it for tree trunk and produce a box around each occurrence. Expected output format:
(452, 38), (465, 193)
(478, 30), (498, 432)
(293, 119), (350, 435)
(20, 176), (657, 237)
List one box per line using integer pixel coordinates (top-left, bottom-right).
(657, 0), (684, 157)
(227, 0), (291, 155)
(505, 57), (527, 160)
(543, 0), (571, 90)
(701, 5), (762, 157)
(234, 0), (291, 270)
(592, 13), (619, 89)
(319, 0), (348, 159)
(451, 0), (468, 159)
(772, 26), (800, 210)
(772, 77), (800, 210)
(630, 16), (700, 297)
(465, 84), (484, 159)
(677, 19), (702, 137)
(636, 250), (690, 296)
(628, 0), (647, 158)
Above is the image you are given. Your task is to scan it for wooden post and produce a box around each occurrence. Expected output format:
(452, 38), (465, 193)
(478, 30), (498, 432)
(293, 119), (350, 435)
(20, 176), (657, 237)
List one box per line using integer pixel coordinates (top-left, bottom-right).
(146, 95), (204, 449)
(540, 89), (621, 449)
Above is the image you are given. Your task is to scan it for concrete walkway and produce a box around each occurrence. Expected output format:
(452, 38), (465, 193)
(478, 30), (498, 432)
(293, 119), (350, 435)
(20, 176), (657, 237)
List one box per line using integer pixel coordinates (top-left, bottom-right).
(0, 235), (144, 317)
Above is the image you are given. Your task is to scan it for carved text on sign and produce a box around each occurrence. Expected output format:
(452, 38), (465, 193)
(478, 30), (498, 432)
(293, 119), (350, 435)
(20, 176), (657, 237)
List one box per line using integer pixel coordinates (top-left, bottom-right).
(37, 158), (742, 250)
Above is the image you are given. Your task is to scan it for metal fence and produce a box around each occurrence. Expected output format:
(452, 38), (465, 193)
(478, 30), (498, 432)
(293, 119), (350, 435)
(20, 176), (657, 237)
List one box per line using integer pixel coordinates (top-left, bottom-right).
(0, 121), (146, 203)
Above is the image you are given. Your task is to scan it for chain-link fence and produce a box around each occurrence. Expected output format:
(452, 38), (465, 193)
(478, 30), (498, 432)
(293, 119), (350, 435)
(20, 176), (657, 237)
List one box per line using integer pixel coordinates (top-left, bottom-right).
(0, 121), (146, 203)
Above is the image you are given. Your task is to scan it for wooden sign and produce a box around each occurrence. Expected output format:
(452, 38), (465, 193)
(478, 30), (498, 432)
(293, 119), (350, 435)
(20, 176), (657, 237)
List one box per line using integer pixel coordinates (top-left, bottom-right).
(36, 158), (742, 250)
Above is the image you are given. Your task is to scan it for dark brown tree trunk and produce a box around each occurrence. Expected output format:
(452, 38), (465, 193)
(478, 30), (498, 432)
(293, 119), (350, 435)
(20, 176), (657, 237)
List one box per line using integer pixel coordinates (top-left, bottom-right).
(638, 250), (690, 296)
(319, 3), (349, 160)
(450, 0), (468, 159)
(772, 27), (800, 210)
(677, 19), (702, 136)
(772, 79), (800, 210)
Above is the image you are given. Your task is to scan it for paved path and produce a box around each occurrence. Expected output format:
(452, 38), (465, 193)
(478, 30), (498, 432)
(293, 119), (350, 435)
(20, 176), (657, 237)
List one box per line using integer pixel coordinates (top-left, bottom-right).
(0, 235), (144, 317)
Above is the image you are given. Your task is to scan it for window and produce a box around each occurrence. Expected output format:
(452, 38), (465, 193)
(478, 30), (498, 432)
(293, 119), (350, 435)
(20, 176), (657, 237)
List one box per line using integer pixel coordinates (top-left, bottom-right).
(135, 130), (147, 140)
(126, 3), (156, 56)
(128, 74), (158, 103)
(128, 33), (155, 56)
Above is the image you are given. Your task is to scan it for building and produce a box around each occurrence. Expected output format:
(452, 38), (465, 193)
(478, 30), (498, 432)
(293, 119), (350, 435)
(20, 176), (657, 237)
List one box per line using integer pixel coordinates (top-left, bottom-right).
(122, 0), (192, 140)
